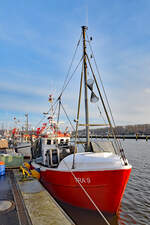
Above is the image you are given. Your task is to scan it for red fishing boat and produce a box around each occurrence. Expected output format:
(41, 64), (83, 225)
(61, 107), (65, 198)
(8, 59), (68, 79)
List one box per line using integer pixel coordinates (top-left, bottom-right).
(31, 26), (132, 214)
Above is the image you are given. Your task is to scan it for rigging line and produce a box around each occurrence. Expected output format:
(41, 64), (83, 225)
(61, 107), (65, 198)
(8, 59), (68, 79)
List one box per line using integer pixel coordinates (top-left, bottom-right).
(57, 98), (61, 127)
(97, 105), (115, 140)
(60, 102), (85, 151)
(87, 39), (128, 165)
(86, 34), (123, 152)
(59, 55), (84, 98)
(86, 33), (122, 147)
(60, 102), (75, 132)
(86, 53), (118, 155)
(97, 105), (107, 126)
(34, 115), (47, 130)
(34, 34), (82, 137)
(34, 100), (58, 129)
(33, 34), (82, 133)
(72, 62), (84, 169)
(42, 102), (59, 132)
(62, 160), (111, 225)
(60, 32), (82, 96)
(53, 101), (59, 117)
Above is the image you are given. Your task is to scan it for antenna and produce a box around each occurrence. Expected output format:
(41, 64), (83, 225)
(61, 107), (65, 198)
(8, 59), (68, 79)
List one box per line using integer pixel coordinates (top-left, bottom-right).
(86, 5), (88, 27)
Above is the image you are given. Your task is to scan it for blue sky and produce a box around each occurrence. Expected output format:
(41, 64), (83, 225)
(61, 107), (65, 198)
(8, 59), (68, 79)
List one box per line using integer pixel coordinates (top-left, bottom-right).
(0, 0), (150, 130)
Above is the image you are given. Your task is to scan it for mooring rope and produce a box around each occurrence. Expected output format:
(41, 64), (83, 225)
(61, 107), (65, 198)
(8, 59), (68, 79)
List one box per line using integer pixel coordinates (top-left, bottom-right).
(63, 160), (111, 225)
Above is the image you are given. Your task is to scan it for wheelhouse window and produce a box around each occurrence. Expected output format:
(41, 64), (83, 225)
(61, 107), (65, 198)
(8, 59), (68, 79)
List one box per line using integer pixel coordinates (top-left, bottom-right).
(47, 139), (51, 145)
(60, 139), (64, 144)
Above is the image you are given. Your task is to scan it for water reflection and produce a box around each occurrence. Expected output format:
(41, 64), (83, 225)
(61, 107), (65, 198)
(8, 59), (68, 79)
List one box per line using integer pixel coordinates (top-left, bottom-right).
(58, 200), (119, 225)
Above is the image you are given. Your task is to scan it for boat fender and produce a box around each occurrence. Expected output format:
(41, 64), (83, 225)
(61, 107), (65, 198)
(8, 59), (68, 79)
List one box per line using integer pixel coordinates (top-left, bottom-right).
(65, 149), (70, 153)
(0, 161), (5, 176)
(31, 168), (40, 179)
(24, 162), (31, 170)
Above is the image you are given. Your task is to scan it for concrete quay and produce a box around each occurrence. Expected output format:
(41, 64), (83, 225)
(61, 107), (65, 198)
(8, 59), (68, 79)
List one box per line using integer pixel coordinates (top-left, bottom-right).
(0, 169), (75, 225)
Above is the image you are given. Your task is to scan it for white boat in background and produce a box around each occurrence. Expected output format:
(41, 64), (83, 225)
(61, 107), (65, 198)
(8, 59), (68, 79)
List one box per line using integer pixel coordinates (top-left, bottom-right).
(9, 114), (32, 158)
(15, 141), (31, 158)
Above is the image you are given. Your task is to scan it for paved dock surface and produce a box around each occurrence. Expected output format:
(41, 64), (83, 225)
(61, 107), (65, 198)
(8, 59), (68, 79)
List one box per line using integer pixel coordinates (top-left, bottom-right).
(0, 170), (75, 225)
(0, 171), (21, 225)
(14, 170), (75, 225)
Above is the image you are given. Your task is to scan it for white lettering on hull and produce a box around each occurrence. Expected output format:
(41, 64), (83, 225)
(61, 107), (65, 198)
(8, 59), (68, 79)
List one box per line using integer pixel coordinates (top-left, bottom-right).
(75, 177), (91, 184)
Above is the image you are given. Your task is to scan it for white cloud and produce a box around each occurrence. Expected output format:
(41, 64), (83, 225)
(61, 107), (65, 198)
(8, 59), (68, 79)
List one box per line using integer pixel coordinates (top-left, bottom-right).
(0, 81), (48, 97)
(144, 88), (150, 94)
(1, 5), (150, 128)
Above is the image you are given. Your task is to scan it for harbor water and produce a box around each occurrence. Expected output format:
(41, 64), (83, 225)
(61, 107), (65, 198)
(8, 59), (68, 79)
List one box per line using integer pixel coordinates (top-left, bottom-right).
(58, 139), (150, 225)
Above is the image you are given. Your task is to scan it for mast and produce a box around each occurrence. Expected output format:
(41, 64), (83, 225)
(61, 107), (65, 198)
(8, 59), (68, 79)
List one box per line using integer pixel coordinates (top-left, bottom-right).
(82, 26), (90, 151)
(25, 113), (29, 134)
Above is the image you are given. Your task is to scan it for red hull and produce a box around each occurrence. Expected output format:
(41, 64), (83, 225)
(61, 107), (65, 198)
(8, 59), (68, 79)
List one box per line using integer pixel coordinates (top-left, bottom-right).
(39, 168), (131, 214)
